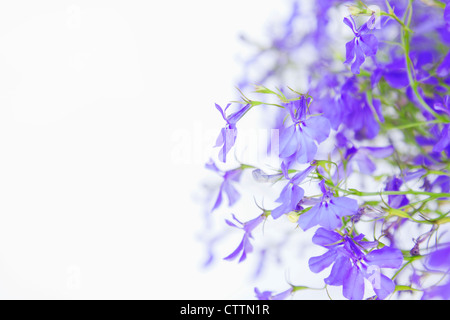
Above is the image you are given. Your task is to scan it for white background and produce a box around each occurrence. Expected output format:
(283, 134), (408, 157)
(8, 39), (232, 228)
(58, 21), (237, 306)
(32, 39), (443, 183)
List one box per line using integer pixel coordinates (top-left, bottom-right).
(0, 0), (296, 299)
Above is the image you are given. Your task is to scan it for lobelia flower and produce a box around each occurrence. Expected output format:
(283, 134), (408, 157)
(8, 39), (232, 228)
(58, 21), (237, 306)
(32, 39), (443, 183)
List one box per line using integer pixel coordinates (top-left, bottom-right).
(437, 48), (450, 78)
(382, 49), (439, 90)
(271, 163), (315, 219)
(344, 14), (378, 74)
(223, 213), (265, 263)
(338, 76), (383, 140)
(205, 160), (242, 212)
(433, 124), (450, 154)
(422, 244), (450, 300)
(433, 94), (450, 117)
(333, 145), (394, 182)
(309, 228), (404, 300)
(442, 1), (450, 51)
(254, 287), (293, 300)
(297, 180), (359, 231)
(214, 103), (251, 163)
(413, 134), (445, 166)
(279, 96), (331, 166)
(384, 175), (409, 209)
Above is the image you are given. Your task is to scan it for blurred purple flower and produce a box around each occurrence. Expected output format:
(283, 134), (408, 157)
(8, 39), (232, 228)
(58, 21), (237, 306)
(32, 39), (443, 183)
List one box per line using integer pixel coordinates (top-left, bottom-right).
(334, 145), (394, 182)
(254, 287), (293, 300)
(422, 244), (450, 299)
(214, 103), (251, 163)
(384, 175), (409, 209)
(206, 160), (242, 212)
(224, 214), (265, 263)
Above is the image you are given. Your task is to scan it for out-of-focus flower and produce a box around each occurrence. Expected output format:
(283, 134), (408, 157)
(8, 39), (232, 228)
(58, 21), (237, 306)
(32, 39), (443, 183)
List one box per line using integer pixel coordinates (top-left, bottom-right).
(223, 214), (265, 263)
(214, 103), (251, 163)
(206, 160), (242, 212)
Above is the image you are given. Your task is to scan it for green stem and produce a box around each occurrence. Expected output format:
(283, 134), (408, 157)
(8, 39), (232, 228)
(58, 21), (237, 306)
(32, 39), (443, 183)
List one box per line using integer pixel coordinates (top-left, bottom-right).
(338, 187), (450, 199)
(384, 119), (450, 130)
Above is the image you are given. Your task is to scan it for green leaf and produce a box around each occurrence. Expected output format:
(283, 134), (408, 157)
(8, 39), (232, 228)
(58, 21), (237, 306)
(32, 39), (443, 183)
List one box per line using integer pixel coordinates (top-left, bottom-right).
(387, 207), (411, 219)
(394, 285), (419, 292)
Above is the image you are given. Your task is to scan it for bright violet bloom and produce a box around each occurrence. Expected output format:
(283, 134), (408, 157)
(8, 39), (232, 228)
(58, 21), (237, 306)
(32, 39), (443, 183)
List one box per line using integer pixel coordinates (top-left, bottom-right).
(279, 96), (331, 165)
(309, 228), (403, 300)
(206, 160), (242, 212)
(344, 15), (378, 74)
(254, 287), (293, 300)
(214, 103), (251, 163)
(422, 244), (450, 299)
(224, 214), (265, 263)
(271, 164), (314, 219)
(297, 181), (358, 230)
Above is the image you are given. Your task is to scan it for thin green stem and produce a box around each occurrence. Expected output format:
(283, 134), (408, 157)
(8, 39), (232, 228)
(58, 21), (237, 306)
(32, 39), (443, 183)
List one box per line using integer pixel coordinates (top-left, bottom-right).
(337, 187), (450, 199)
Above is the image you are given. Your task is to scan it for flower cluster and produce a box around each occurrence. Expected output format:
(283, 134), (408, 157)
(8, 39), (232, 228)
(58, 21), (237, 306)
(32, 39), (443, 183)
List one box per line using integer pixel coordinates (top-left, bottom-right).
(204, 0), (450, 300)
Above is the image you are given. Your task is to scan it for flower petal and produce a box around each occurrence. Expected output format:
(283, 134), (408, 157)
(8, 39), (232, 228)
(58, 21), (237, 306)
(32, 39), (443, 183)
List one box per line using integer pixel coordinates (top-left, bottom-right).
(359, 34), (378, 57)
(308, 249), (338, 273)
(343, 266), (365, 300)
(344, 38), (356, 64)
(364, 246), (404, 269)
(318, 203), (342, 230)
(296, 130), (317, 163)
(329, 197), (358, 218)
(303, 116), (331, 143)
(298, 204), (321, 231)
(373, 273), (396, 300)
(433, 124), (450, 153)
(325, 256), (352, 286)
(279, 125), (299, 158)
(222, 181), (241, 207)
(351, 43), (366, 74)
(312, 227), (343, 247)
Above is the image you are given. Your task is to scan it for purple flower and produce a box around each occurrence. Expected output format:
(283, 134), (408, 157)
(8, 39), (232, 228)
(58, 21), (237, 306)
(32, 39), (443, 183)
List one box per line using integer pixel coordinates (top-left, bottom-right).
(437, 49), (450, 78)
(383, 50), (439, 90)
(206, 160), (242, 212)
(224, 214), (265, 263)
(414, 134), (445, 166)
(309, 228), (403, 300)
(254, 287), (293, 300)
(338, 77), (382, 140)
(385, 176), (409, 209)
(344, 15), (378, 74)
(214, 103), (251, 163)
(271, 164), (314, 219)
(422, 244), (450, 300)
(279, 96), (331, 165)
(433, 124), (450, 153)
(334, 145), (394, 182)
(445, 2), (450, 32)
(297, 181), (359, 231)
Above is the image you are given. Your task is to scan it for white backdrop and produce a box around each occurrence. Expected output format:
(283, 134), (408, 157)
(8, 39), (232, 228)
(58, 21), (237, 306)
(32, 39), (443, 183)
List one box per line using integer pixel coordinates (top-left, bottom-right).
(0, 0), (295, 299)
